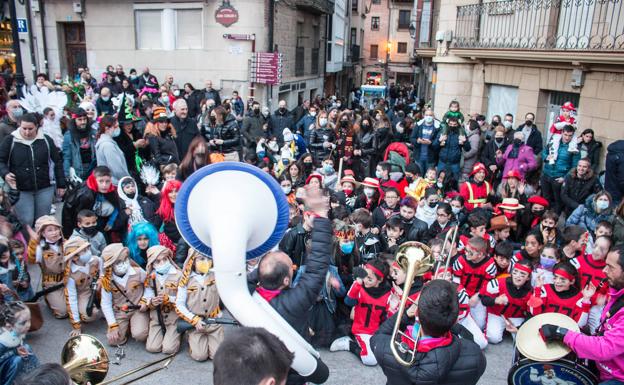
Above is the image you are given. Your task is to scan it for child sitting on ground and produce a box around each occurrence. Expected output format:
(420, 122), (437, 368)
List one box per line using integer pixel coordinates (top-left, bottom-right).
(0, 301), (39, 384)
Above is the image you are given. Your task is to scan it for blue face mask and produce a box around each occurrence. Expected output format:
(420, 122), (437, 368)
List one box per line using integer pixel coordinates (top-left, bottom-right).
(340, 241), (355, 254)
(375, 170), (383, 179)
(540, 255), (556, 269)
(112, 128), (121, 137)
(323, 164), (334, 174)
(257, 151), (266, 158)
(596, 200), (609, 211)
(155, 261), (172, 275)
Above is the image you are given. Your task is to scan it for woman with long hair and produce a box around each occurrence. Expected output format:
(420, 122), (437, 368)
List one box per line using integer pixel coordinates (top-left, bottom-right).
(202, 106), (241, 161)
(154, 179), (182, 253)
(144, 106), (179, 168)
(95, 115), (129, 184)
(177, 136), (211, 182)
(335, 111), (356, 171)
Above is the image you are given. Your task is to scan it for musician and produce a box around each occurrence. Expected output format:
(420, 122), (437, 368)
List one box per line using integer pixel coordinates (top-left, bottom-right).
(28, 215), (66, 318)
(541, 244), (624, 384)
(253, 186), (330, 385)
(175, 249), (224, 361)
(530, 261), (596, 325)
(143, 245), (182, 354)
(387, 255), (424, 317)
(480, 259), (533, 344)
(371, 279), (486, 385)
(100, 243), (149, 346)
(63, 237), (101, 337)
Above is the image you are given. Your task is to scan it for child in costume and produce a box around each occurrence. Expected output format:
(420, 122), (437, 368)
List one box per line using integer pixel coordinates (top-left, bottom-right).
(547, 101), (578, 164)
(27, 215), (66, 318)
(175, 250), (224, 361)
(100, 243), (149, 346)
(63, 237), (101, 336)
(125, 222), (160, 268)
(143, 245), (182, 354)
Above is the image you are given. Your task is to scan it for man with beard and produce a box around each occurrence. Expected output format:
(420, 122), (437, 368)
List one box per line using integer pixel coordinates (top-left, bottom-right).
(62, 108), (97, 183)
(541, 244), (624, 384)
(459, 163), (493, 212)
(254, 186), (330, 385)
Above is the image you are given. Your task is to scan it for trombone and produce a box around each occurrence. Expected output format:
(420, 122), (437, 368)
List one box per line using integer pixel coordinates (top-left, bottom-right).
(432, 225), (459, 274)
(62, 334), (175, 385)
(390, 241), (434, 366)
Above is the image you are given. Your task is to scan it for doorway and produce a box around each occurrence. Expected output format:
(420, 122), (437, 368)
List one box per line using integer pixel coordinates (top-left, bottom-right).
(62, 22), (86, 78)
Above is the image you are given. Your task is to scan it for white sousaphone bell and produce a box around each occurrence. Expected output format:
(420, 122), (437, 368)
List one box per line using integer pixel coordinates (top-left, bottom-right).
(175, 162), (329, 382)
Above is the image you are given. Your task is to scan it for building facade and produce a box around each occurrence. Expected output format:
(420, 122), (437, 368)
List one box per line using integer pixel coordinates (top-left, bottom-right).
(417, 0), (624, 165)
(15, 0), (331, 109)
(325, 0), (348, 97)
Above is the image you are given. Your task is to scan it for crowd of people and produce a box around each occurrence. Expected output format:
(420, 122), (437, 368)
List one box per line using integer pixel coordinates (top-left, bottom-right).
(0, 64), (622, 385)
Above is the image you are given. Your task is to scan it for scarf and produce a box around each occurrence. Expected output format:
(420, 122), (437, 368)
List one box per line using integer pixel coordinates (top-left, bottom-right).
(117, 177), (146, 225)
(522, 125), (532, 143)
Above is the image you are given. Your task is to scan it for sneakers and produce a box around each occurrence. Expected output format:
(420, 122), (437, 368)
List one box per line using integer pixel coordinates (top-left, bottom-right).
(329, 336), (352, 352)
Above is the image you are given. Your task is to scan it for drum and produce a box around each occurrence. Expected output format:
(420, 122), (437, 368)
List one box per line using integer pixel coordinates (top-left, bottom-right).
(508, 349), (598, 385)
(508, 313), (599, 385)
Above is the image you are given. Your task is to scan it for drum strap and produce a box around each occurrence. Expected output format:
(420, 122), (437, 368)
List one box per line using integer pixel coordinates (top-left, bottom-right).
(597, 296), (624, 336)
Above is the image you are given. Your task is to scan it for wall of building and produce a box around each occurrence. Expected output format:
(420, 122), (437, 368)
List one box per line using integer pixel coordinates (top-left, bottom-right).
(30, 0), (271, 102)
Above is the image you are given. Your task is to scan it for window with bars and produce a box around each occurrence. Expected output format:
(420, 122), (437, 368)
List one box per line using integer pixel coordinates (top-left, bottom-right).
(397, 42), (407, 53)
(371, 16), (380, 31)
(370, 44), (378, 59)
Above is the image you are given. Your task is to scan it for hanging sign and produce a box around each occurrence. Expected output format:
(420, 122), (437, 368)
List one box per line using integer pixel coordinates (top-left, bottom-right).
(215, 0), (239, 27)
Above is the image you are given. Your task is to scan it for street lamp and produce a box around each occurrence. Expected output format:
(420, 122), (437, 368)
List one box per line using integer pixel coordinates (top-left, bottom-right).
(385, 41), (392, 84)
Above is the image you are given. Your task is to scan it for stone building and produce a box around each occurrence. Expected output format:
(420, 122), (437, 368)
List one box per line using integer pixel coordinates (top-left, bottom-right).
(416, 0), (624, 163)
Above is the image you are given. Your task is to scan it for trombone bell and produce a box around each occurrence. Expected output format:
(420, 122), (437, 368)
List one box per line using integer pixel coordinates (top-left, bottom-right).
(62, 335), (109, 385)
(390, 242), (434, 366)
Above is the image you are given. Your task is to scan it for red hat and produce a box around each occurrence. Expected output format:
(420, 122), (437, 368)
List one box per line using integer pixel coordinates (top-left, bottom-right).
(505, 169), (522, 180)
(343, 169), (355, 177)
(469, 162), (487, 176)
(305, 173), (324, 186)
(528, 195), (549, 208)
(361, 177), (380, 189)
(561, 102), (576, 112)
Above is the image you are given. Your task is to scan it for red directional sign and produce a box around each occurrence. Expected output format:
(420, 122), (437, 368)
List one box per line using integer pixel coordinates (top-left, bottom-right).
(250, 52), (283, 85)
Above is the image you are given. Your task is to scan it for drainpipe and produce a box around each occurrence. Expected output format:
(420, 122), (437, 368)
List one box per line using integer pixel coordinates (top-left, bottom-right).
(268, 0), (275, 108)
(25, 0), (38, 79)
(39, 0), (49, 75)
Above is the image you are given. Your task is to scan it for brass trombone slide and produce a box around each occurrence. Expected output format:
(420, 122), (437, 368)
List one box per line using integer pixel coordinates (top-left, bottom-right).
(432, 225), (459, 274)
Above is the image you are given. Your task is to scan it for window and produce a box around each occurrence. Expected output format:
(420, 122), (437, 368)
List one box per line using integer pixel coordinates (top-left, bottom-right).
(370, 44), (378, 59)
(352, 0), (358, 12)
(371, 16), (380, 31)
(350, 27), (357, 45)
(135, 6), (202, 50)
(397, 42), (407, 53)
(487, 85), (519, 123)
(372, 0), (381, 4)
(398, 10), (411, 29)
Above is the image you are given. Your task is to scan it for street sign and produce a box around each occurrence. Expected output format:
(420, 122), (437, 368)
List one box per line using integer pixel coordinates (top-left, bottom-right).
(250, 52), (283, 85)
(16, 18), (28, 33)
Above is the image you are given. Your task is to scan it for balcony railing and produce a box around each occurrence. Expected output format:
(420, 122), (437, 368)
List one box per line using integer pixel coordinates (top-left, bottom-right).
(295, 0), (333, 15)
(311, 48), (320, 75)
(350, 44), (361, 62)
(454, 0), (624, 51)
(295, 47), (305, 76)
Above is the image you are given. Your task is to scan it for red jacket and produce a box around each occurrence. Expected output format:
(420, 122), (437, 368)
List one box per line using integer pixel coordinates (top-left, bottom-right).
(459, 180), (491, 212)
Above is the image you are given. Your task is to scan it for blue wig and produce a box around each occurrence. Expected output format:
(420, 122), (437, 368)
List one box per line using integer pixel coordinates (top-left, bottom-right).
(125, 222), (160, 266)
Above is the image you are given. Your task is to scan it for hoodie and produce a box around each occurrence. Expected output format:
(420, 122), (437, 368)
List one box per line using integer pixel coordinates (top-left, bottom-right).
(95, 133), (129, 184)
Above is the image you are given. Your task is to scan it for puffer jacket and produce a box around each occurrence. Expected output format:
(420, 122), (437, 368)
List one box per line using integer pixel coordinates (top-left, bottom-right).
(461, 128), (482, 176)
(566, 194), (614, 234)
(372, 313), (486, 385)
(542, 140), (580, 178)
(0, 130), (66, 191)
(433, 127), (471, 164)
(309, 126), (336, 163)
(146, 129), (179, 168)
(497, 143), (537, 180)
(561, 168), (601, 215)
(278, 223), (310, 268)
(202, 116), (241, 153)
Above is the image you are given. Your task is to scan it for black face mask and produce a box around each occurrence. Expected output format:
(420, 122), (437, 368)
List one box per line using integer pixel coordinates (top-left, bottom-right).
(253, 108), (260, 115)
(125, 191), (136, 199)
(533, 209), (545, 217)
(406, 176), (414, 184)
(428, 201), (438, 208)
(513, 138), (523, 146)
(209, 116), (216, 124)
(82, 225), (99, 236)
(279, 107), (286, 113)
(525, 120), (533, 127)
(361, 123), (370, 131)
(304, 162), (313, 171)
(340, 120), (349, 128)
(495, 137), (504, 144)
(492, 120), (500, 126)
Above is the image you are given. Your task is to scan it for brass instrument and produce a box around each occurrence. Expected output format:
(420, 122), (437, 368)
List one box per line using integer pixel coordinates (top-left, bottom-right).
(61, 334), (175, 385)
(390, 241), (434, 366)
(433, 225), (459, 275)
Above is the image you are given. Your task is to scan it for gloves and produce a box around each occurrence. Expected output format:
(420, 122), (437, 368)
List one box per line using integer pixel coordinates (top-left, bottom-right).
(69, 167), (82, 185)
(353, 266), (368, 280)
(539, 324), (568, 342)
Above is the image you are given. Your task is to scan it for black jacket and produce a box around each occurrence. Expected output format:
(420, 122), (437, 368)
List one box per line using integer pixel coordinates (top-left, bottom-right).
(560, 168), (601, 215)
(480, 139), (509, 168)
(270, 109), (294, 141)
(579, 139), (602, 173)
(605, 140), (624, 204)
(0, 133), (66, 192)
(241, 112), (269, 146)
(147, 131), (179, 168)
(407, 217), (430, 243)
(185, 90), (204, 119)
(279, 223), (310, 267)
(516, 124), (543, 155)
(171, 115), (200, 159)
(201, 116), (241, 153)
(371, 313), (486, 385)
(309, 127), (336, 163)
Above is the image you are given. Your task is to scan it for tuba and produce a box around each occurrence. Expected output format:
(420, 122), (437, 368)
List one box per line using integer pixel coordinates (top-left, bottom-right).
(174, 162), (329, 382)
(390, 241), (434, 366)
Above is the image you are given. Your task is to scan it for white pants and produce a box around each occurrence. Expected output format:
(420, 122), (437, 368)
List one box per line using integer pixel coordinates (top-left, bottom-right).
(460, 314), (488, 350)
(588, 304), (604, 334)
(354, 334), (377, 366)
(486, 314), (524, 344)
(470, 300), (487, 330)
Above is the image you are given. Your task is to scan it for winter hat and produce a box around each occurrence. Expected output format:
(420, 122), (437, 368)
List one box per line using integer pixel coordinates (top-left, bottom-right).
(306, 173), (324, 186)
(283, 128), (294, 143)
(505, 170), (522, 180)
(63, 237), (91, 262)
(102, 243), (128, 268)
(561, 102), (576, 112)
(153, 106), (168, 122)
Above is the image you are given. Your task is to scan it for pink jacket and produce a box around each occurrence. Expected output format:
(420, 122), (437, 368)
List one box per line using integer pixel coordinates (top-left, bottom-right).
(564, 287), (624, 381)
(497, 144), (537, 180)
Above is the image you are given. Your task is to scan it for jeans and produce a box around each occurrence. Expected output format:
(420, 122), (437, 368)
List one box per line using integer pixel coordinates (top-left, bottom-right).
(600, 381), (624, 385)
(14, 186), (55, 228)
(437, 161), (461, 181)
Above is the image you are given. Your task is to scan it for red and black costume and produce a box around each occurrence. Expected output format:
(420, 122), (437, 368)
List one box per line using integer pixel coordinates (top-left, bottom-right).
(452, 255), (497, 297)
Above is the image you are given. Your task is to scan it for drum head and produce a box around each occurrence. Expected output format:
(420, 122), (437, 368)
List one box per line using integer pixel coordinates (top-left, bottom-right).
(508, 358), (598, 385)
(516, 313), (580, 362)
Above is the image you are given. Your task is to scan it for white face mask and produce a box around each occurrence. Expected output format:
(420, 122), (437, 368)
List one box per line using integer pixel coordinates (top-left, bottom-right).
(364, 188), (375, 198)
(396, 124), (404, 134)
(319, 118), (328, 127)
(281, 186), (292, 195)
(310, 111), (317, 117)
(79, 252), (92, 265)
(113, 260), (130, 276)
(0, 328), (22, 348)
